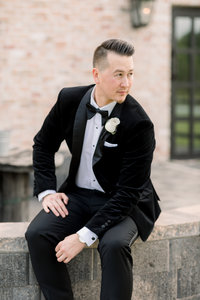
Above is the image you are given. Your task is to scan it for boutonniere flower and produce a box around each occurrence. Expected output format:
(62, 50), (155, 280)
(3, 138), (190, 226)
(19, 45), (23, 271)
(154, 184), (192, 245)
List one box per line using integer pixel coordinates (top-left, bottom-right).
(105, 118), (120, 135)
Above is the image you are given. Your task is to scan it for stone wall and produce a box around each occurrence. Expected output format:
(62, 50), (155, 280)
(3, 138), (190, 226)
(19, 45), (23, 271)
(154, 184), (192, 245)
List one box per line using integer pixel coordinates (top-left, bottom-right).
(0, 0), (200, 160)
(0, 221), (200, 300)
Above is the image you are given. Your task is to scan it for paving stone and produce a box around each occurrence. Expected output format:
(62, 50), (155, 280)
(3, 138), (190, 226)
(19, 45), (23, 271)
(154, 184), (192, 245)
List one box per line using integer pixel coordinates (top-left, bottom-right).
(132, 240), (169, 275)
(12, 285), (40, 300)
(0, 252), (28, 287)
(180, 295), (200, 300)
(0, 222), (29, 252)
(132, 271), (176, 300)
(177, 266), (200, 298)
(170, 236), (200, 271)
(93, 248), (101, 280)
(28, 256), (38, 285)
(68, 248), (93, 283)
(0, 237), (28, 252)
(0, 288), (13, 300)
(169, 237), (200, 299)
(72, 280), (100, 300)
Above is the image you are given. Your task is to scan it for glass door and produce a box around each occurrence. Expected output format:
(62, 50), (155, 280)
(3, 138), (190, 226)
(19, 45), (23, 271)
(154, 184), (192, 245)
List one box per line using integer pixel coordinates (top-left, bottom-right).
(171, 7), (200, 158)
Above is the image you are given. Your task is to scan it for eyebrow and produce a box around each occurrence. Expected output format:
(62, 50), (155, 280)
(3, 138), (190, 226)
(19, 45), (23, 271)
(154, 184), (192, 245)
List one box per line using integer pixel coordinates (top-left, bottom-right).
(114, 69), (134, 73)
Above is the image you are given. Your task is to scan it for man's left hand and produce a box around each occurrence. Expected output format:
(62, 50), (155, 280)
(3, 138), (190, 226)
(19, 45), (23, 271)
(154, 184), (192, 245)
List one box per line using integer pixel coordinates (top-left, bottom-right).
(55, 234), (86, 264)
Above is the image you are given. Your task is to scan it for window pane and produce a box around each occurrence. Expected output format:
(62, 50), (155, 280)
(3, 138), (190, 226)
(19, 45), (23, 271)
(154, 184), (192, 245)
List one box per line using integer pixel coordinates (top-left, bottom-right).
(176, 53), (190, 81)
(194, 17), (200, 48)
(194, 138), (200, 154)
(175, 136), (189, 154)
(194, 138), (200, 153)
(194, 89), (200, 117)
(175, 121), (190, 134)
(193, 121), (200, 135)
(194, 54), (200, 82)
(175, 88), (190, 117)
(175, 17), (192, 48)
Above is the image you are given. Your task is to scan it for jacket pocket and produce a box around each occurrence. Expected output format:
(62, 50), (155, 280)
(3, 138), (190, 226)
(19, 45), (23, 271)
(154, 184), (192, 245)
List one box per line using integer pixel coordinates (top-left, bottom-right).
(104, 141), (118, 148)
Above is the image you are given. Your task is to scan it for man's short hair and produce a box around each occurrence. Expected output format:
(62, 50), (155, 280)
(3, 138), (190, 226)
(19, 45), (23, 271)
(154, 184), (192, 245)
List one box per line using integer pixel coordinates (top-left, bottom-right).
(93, 39), (135, 69)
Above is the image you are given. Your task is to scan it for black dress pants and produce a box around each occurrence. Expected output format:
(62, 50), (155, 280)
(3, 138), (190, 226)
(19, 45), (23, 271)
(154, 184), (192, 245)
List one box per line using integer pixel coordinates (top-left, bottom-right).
(25, 188), (138, 300)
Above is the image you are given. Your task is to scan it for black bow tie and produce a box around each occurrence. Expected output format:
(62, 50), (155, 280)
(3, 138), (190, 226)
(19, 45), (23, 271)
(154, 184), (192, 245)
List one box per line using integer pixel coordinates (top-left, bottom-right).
(86, 103), (109, 126)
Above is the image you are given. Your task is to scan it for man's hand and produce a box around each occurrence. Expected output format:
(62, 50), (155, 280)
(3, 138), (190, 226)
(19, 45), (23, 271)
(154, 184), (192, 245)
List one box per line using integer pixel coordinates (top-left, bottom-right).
(55, 234), (86, 264)
(42, 192), (69, 218)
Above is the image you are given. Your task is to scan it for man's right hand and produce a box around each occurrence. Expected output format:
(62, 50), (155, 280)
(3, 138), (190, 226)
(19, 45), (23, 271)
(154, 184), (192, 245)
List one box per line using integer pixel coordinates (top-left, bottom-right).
(42, 193), (69, 218)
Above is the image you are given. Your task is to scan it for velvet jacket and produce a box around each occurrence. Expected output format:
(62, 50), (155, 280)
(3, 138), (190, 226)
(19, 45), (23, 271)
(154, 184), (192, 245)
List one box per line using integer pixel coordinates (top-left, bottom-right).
(33, 84), (161, 241)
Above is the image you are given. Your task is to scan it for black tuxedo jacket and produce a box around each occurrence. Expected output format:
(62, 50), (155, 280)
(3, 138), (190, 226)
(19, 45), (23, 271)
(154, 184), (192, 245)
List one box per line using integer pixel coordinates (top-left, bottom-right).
(33, 84), (161, 241)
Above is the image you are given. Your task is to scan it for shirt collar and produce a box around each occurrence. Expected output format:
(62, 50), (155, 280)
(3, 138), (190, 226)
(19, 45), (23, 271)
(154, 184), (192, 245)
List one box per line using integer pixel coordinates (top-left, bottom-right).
(90, 86), (116, 117)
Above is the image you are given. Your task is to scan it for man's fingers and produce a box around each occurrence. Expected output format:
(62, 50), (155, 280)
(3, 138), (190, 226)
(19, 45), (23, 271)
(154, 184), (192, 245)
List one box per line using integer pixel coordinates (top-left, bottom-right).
(55, 243), (60, 252)
(55, 243), (70, 263)
(47, 203), (60, 217)
(64, 257), (71, 264)
(51, 201), (66, 218)
(57, 253), (66, 262)
(45, 202), (65, 218)
(42, 193), (69, 217)
(56, 249), (71, 263)
(61, 193), (69, 205)
(55, 198), (68, 216)
(42, 202), (50, 213)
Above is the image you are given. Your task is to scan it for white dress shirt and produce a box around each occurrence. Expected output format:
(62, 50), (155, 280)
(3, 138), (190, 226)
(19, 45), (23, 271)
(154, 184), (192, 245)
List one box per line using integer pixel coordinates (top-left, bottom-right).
(38, 87), (116, 246)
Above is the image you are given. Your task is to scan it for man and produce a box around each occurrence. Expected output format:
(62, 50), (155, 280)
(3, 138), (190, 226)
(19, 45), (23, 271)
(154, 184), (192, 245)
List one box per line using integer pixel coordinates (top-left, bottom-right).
(26, 39), (161, 300)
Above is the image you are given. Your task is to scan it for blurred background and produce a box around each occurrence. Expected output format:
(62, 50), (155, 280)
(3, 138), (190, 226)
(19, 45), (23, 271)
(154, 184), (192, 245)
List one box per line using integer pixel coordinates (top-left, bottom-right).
(0, 0), (199, 222)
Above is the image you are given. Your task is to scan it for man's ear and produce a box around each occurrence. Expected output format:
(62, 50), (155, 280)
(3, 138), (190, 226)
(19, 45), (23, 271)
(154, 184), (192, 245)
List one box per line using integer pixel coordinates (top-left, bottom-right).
(92, 68), (100, 84)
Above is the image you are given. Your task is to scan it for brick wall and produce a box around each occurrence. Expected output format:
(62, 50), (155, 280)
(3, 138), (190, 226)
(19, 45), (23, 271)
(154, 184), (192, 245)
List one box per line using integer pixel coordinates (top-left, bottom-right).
(0, 0), (199, 159)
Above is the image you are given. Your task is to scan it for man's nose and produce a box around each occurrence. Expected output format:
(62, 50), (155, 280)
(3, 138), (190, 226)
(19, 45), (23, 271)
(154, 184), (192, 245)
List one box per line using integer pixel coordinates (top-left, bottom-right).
(121, 77), (129, 87)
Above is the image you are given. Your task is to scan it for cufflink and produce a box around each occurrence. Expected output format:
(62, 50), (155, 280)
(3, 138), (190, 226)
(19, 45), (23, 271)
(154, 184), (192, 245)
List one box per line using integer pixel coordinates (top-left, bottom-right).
(92, 237), (95, 241)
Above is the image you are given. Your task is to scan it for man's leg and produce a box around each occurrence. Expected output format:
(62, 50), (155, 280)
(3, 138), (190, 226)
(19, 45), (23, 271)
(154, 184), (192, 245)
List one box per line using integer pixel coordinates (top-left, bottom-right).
(98, 217), (138, 300)
(25, 191), (90, 300)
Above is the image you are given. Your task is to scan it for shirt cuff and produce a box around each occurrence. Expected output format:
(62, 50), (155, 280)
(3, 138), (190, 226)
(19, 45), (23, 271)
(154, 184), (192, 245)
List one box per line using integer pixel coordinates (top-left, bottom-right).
(38, 190), (56, 202)
(77, 227), (98, 247)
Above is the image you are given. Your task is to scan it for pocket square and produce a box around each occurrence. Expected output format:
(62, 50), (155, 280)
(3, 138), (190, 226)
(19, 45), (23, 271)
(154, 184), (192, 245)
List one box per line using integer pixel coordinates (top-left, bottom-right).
(104, 141), (118, 147)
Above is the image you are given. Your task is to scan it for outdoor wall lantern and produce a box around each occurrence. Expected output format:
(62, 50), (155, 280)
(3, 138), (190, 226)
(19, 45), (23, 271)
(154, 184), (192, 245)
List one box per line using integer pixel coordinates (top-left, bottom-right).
(130, 0), (155, 28)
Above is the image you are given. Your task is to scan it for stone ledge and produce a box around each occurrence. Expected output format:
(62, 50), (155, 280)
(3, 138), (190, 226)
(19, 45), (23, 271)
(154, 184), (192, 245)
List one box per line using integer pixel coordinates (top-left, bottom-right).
(0, 150), (64, 172)
(0, 217), (200, 300)
(0, 209), (200, 250)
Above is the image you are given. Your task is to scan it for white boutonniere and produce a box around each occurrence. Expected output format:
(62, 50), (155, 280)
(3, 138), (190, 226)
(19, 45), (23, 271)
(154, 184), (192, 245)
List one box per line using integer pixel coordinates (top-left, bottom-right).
(105, 118), (120, 135)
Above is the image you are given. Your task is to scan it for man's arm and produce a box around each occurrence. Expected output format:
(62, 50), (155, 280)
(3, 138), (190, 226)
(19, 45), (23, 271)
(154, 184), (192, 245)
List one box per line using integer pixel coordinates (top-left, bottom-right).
(33, 89), (66, 196)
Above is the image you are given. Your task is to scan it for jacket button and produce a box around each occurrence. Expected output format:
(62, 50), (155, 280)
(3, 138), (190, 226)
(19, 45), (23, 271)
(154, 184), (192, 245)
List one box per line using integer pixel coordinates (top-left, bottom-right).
(101, 224), (105, 229)
(107, 220), (111, 223)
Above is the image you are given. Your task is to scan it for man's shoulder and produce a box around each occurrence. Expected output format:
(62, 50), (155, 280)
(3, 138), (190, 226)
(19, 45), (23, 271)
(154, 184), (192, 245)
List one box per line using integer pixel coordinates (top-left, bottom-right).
(122, 94), (152, 125)
(59, 84), (94, 100)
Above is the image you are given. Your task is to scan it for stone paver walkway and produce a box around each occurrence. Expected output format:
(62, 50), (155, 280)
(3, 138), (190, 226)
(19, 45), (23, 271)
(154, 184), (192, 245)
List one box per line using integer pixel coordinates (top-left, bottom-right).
(152, 160), (200, 227)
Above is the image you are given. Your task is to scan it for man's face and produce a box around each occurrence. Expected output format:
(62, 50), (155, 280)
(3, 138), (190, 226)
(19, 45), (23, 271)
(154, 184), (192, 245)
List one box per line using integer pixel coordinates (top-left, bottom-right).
(93, 52), (134, 105)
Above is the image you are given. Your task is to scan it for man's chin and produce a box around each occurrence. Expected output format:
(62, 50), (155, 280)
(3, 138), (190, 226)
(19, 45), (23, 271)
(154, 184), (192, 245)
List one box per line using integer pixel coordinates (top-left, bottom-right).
(116, 96), (127, 104)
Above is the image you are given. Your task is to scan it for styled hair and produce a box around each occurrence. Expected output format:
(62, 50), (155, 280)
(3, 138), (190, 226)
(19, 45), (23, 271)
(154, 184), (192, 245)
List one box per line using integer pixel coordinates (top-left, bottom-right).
(93, 39), (135, 69)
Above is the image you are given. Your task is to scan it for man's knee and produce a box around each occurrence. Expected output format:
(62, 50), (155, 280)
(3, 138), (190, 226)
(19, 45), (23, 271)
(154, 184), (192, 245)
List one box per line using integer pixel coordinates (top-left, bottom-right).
(99, 236), (128, 255)
(25, 222), (40, 244)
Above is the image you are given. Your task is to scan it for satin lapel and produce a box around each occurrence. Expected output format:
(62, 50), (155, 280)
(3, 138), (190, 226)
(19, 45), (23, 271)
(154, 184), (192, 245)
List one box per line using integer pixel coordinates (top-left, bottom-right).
(68, 87), (93, 178)
(92, 101), (123, 166)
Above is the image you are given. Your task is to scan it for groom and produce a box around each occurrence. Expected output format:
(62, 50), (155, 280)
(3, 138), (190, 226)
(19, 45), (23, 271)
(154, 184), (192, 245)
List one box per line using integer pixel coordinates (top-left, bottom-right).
(26, 39), (161, 300)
